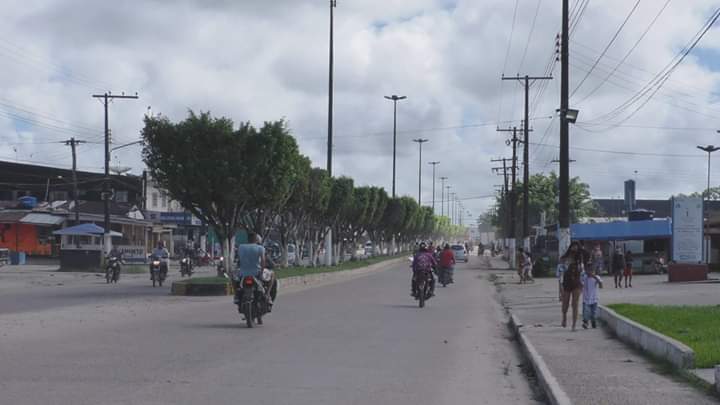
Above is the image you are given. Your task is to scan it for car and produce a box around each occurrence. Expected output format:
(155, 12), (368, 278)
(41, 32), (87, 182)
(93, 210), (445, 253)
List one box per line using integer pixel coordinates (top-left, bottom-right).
(451, 244), (468, 263)
(364, 241), (374, 256)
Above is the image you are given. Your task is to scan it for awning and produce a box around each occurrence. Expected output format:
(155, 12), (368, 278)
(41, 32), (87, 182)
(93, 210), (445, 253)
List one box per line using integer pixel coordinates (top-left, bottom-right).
(0, 211), (27, 223)
(20, 213), (65, 226)
(571, 219), (672, 241)
(53, 223), (123, 237)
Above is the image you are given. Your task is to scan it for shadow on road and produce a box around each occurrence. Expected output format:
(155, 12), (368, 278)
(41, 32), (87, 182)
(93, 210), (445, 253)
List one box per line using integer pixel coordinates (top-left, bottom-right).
(383, 304), (424, 309)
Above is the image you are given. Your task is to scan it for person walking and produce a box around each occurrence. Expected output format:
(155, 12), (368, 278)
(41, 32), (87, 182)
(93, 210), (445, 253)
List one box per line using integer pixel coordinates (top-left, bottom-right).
(561, 242), (584, 331)
(624, 250), (634, 288)
(590, 244), (605, 275)
(581, 266), (603, 329)
(611, 247), (626, 288)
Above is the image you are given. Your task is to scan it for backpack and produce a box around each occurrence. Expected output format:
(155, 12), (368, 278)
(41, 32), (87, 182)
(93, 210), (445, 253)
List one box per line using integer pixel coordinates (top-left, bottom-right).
(415, 252), (434, 273)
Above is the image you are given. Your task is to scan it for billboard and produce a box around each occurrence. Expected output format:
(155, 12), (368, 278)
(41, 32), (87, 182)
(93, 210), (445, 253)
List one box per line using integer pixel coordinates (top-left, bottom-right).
(671, 196), (703, 263)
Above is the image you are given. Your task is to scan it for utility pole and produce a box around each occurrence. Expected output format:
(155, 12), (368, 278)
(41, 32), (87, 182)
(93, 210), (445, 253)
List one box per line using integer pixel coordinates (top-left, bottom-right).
(502, 74), (552, 251)
(92, 92), (138, 255)
(326, 0), (337, 265)
(412, 138), (429, 205)
(492, 157), (512, 242)
(496, 127), (520, 268)
(428, 161), (440, 214)
(63, 138), (86, 224)
(440, 176), (448, 217)
(559, 0), (571, 256)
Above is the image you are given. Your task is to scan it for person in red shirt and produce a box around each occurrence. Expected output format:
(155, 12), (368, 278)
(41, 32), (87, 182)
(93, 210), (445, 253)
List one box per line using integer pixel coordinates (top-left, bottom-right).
(439, 243), (456, 284)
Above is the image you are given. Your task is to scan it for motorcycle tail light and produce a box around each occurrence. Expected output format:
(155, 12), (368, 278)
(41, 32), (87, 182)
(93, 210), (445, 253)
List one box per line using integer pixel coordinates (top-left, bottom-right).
(243, 277), (255, 286)
(153, 261), (160, 266)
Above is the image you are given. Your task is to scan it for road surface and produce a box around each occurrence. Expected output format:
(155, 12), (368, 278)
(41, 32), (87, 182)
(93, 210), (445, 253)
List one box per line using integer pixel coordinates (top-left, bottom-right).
(0, 258), (544, 405)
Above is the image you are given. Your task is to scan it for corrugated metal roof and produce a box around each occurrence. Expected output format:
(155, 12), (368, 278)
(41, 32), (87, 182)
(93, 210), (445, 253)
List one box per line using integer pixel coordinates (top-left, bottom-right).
(20, 213), (66, 226)
(0, 211), (28, 223)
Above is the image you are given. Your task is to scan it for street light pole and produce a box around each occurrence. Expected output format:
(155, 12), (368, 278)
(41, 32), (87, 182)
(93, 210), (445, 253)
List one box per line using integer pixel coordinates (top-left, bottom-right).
(440, 176), (448, 217)
(697, 144), (720, 264)
(412, 139), (429, 205)
(326, 0), (337, 266)
(385, 95), (407, 198)
(428, 161), (440, 214)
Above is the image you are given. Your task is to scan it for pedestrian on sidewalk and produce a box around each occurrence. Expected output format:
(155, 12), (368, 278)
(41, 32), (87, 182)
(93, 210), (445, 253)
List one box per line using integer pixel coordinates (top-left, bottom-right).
(581, 266), (603, 329)
(560, 241), (584, 331)
(519, 248), (533, 284)
(590, 244), (605, 275)
(624, 250), (634, 288)
(611, 247), (625, 288)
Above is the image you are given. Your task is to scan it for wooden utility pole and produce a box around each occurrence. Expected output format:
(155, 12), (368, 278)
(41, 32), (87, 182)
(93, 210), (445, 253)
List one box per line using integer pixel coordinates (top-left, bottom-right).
(63, 138), (86, 223)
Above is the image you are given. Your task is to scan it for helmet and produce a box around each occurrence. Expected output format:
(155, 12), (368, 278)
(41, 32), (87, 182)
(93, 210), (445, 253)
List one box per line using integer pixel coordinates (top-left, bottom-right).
(418, 242), (428, 251)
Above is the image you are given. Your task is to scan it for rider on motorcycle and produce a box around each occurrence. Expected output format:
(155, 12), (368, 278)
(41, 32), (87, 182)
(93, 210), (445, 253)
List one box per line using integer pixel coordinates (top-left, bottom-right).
(411, 242), (437, 298)
(150, 241), (170, 280)
(439, 243), (456, 283)
(234, 233), (269, 305)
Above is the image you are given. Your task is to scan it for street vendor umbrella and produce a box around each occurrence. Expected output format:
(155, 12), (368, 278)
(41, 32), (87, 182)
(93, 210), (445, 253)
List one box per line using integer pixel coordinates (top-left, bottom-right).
(53, 223), (123, 237)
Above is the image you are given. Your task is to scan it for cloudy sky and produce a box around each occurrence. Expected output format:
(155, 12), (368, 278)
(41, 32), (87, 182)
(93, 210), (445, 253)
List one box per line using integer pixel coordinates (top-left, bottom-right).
(1, 0), (719, 222)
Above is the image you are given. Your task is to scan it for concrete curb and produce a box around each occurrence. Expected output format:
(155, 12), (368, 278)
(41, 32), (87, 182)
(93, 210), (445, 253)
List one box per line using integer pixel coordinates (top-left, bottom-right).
(715, 365), (720, 394)
(508, 313), (572, 405)
(598, 305), (695, 369)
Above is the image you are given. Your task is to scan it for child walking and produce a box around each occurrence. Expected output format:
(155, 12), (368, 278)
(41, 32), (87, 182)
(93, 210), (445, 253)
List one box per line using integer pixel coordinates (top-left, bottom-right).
(582, 267), (603, 329)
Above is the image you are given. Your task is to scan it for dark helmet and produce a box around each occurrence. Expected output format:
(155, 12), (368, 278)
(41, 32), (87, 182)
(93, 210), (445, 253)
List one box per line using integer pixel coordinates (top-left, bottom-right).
(418, 242), (428, 251)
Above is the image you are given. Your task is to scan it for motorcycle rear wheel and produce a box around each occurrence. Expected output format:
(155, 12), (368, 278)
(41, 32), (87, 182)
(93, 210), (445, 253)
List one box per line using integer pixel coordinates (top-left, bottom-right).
(418, 281), (426, 308)
(243, 303), (254, 328)
(106, 269), (111, 284)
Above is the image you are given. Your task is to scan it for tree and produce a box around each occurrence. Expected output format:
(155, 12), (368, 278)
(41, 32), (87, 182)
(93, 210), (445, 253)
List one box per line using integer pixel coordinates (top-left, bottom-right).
(485, 172), (598, 237)
(142, 111), (245, 272)
(690, 187), (720, 201)
(275, 156), (312, 267)
(237, 120), (307, 237)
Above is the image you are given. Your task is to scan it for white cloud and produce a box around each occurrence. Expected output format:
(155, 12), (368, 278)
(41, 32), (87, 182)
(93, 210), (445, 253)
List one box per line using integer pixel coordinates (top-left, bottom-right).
(0, 0), (719, 222)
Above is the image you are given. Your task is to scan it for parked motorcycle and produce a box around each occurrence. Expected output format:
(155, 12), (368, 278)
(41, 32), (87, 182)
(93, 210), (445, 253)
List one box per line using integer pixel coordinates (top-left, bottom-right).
(105, 256), (122, 284)
(180, 256), (193, 277)
(149, 257), (166, 287)
(236, 273), (272, 328)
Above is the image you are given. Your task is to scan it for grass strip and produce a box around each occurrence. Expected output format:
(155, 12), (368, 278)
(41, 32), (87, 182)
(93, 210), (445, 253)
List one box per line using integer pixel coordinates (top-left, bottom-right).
(608, 303), (720, 368)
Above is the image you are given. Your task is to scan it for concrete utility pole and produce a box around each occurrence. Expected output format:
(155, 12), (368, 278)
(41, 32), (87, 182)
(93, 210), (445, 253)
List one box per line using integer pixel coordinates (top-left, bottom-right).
(428, 161), (440, 214)
(559, 0), (571, 257)
(412, 139), (429, 205)
(91, 92), (138, 256)
(492, 157), (513, 242)
(440, 176), (448, 217)
(502, 74), (551, 251)
(63, 138), (86, 223)
(497, 127), (520, 268)
(326, 0), (337, 265)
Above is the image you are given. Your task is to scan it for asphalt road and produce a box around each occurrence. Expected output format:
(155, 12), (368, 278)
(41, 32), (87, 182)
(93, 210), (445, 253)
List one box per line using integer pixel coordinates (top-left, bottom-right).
(0, 258), (544, 405)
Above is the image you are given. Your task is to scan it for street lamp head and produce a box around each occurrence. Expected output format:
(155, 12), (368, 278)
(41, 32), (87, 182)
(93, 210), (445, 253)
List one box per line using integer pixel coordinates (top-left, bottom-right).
(384, 95), (407, 101)
(698, 145), (720, 153)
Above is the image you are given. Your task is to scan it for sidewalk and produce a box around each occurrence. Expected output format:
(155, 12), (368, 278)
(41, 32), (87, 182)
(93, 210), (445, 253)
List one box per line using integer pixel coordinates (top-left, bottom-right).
(489, 257), (719, 405)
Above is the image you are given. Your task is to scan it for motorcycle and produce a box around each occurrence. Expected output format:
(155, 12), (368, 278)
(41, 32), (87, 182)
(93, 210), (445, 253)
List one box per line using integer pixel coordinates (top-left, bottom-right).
(436, 266), (452, 287)
(149, 257), (166, 287)
(180, 256), (193, 277)
(236, 271), (272, 328)
(216, 256), (225, 277)
(105, 256), (122, 284)
(409, 256), (434, 308)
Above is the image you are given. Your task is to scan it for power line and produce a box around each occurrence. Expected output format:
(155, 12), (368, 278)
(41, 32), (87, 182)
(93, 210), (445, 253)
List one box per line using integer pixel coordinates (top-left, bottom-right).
(518, 0), (543, 72)
(585, 8), (720, 125)
(574, 0), (672, 105)
(570, 0), (641, 98)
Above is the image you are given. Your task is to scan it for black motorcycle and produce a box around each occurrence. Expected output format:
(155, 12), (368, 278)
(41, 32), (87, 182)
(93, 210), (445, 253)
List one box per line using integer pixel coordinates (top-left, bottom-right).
(236, 275), (271, 328)
(149, 257), (167, 287)
(414, 267), (434, 308)
(180, 256), (193, 277)
(216, 256), (226, 277)
(105, 256), (122, 284)
(436, 266), (452, 287)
